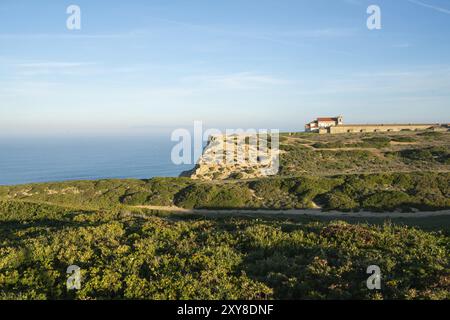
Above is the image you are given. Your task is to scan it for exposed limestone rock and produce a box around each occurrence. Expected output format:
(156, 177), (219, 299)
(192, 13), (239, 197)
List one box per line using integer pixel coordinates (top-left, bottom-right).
(181, 134), (280, 180)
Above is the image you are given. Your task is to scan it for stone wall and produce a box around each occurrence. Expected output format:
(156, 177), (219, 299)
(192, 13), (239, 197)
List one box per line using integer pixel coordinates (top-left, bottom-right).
(324, 124), (438, 134)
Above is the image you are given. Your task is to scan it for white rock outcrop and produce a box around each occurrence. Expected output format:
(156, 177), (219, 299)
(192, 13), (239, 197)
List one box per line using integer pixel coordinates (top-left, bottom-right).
(181, 134), (280, 180)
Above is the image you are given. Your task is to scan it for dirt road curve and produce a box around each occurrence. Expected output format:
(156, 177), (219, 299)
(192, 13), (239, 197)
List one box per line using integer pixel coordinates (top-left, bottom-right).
(133, 205), (450, 218)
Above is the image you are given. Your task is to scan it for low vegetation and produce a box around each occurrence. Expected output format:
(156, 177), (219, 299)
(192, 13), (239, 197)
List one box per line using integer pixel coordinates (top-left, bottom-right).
(312, 137), (391, 149)
(0, 200), (448, 300)
(396, 147), (450, 165)
(0, 130), (448, 300)
(1, 172), (449, 212)
(174, 184), (254, 209)
(280, 131), (450, 176)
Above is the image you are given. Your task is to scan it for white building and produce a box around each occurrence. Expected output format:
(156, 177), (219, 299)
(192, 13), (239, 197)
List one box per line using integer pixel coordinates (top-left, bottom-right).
(305, 116), (343, 132)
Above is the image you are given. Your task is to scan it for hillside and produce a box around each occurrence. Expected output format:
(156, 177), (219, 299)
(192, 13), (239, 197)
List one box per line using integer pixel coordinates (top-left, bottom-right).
(185, 130), (450, 180)
(279, 130), (450, 176)
(1, 199), (449, 300)
(0, 130), (449, 300)
(1, 172), (449, 212)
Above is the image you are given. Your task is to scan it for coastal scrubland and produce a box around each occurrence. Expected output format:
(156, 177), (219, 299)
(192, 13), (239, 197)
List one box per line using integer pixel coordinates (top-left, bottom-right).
(0, 200), (449, 300)
(1, 172), (448, 212)
(0, 130), (449, 299)
(279, 130), (450, 176)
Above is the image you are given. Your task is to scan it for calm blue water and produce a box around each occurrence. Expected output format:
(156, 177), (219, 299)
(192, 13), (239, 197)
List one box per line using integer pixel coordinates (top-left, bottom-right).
(0, 136), (194, 186)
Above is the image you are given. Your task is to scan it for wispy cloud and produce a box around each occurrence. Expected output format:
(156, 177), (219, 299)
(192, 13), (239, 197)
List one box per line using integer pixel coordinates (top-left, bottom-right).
(16, 62), (93, 68)
(0, 80), (62, 98)
(182, 72), (289, 90)
(406, 0), (450, 15)
(291, 65), (450, 97)
(9, 61), (97, 77)
(0, 30), (147, 40)
(155, 17), (357, 49)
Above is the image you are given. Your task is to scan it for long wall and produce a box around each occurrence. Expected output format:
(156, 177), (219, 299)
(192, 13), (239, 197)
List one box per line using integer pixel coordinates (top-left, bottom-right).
(322, 124), (437, 134)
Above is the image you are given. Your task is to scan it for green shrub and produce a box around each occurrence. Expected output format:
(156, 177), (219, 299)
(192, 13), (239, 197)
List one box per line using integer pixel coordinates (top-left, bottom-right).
(312, 142), (345, 149)
(391, 136), (416, 143)
(289, 177), (342, 207)
(174, 184), (254, 209)
(418, 131), (443, 138)
(1, 177), (450, 300)
(145, 177), (191, 206)
(230, 172), (244, 180)
(320, 191), (358, 211)
(249, 179), (283, 197)
(398, 147), (449, 164)
(120, 192), (149, 205)
(312, 137), (390, 149)
(362, 191), (412, 211)
(400, 149), (434, 162)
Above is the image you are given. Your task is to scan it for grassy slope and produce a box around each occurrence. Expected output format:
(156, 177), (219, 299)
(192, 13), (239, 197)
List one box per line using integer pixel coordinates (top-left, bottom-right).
(0, 200), (449, 300)
(279, 131), (450, 176)
(0, 130), (449, 300)
(0, 172), (449, 212)
(1, 131), (448, 211)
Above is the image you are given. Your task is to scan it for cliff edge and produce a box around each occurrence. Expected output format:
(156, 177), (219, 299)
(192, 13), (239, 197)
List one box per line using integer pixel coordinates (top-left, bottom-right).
(181, 134), (280, 180)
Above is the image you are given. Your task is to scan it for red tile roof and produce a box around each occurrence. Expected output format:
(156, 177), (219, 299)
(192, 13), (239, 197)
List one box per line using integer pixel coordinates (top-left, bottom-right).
(317, 117), (337, 122)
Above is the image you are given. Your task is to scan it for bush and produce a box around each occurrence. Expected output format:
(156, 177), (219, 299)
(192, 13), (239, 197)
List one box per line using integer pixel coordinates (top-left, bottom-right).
(418, 131), (443, 138)
(320, 191), (358, 211)
(312, 142), (345, 149)
(229, 172), (244, 180)
(289, 177), (342, 207)
(399, 147), (449, 164)
(400, 149), (434, 162)
(145, 177), (191, 206)
(312, 137), (390, 149)
(391, 136), (416, 143)
(362, 191), (413, 211)
(120, 192), (149, 205)
(1, 208), (448, 300)
(357, 137), (391, 148)
(174, 184), (254, 209)
(1, 177), (450, 300)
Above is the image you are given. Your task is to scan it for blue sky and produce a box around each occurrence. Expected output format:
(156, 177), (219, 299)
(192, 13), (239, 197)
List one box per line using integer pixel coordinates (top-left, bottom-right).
(0, 0), (449, 136)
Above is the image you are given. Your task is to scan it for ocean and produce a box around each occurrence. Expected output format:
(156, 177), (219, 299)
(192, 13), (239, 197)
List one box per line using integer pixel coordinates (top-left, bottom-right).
(0, 136), (195, 186)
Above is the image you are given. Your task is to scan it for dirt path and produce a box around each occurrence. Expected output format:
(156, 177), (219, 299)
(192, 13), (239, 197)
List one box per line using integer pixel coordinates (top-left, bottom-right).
(133, 205), (450, 218)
